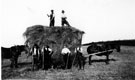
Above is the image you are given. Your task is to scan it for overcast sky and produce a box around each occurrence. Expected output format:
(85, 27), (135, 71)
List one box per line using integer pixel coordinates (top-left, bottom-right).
(1, 0), (135, 47)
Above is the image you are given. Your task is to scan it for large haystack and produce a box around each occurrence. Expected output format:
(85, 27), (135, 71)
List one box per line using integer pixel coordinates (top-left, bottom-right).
(23, 25), (84, 66)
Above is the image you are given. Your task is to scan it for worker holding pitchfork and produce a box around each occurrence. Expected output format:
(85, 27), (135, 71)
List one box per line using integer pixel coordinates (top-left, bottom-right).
(47, 10), (55, 27)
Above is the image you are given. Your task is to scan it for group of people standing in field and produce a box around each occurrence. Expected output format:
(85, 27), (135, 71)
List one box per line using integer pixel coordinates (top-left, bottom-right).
(61, 46), (86, 69)
(30, 44), (85, 70)
(47, 10), (71, 27)
(30, 44), (53, 70)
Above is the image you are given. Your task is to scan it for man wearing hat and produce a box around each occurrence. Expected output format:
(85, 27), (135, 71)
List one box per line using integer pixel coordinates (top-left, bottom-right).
(47, 10), (55, 27)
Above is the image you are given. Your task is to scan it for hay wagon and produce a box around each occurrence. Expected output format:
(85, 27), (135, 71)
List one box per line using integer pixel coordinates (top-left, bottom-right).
(23, 25), (85, 69)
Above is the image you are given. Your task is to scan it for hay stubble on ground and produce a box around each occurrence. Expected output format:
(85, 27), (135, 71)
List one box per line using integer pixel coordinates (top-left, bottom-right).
(2, 46), (135, 80)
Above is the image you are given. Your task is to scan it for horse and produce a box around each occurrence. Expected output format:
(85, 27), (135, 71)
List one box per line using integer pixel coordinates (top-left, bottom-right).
(109, 44), (120, 52)
(16, 45), (28, 54)
(1, 45), (21, 68)
(87, 43), (113, 65)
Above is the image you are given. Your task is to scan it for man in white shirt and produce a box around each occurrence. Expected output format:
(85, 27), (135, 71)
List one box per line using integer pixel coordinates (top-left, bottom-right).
(61, 46), (71, 69)
(61, 46), (71, 54)
(61, 10), (71, 27)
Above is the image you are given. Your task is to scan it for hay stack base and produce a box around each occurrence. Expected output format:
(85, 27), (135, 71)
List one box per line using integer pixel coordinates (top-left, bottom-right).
(23, 25), (84, 66)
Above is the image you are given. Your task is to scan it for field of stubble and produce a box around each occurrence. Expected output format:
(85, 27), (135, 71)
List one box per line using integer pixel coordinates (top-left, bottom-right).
(2, 46), (135, 80)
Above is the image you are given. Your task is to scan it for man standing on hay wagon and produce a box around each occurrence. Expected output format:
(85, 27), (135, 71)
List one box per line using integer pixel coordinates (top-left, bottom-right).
(47, 10), (55, 27)
(61, 10), (71, 27)
(61, 46), (71, 69)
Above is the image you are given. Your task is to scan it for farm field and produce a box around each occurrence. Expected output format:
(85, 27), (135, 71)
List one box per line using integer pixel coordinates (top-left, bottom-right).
(2, 46), (135, 80)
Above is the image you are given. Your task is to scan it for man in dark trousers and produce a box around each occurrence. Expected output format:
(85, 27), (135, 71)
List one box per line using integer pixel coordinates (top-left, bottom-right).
(41, 45), (53, 70)
(47, 10), (55, 27)
(61, 10), (71, 27)
(61, 46), (71, 69)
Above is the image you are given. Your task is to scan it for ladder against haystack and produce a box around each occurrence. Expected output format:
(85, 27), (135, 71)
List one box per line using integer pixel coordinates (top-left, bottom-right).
(23, 25), (85, 65)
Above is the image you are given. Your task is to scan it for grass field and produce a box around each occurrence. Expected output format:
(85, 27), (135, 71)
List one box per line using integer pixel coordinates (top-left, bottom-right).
(2, 46), (135, 80)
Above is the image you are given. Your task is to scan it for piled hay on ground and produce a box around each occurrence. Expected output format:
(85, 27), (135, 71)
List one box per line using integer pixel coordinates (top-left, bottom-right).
(23, 25), (84, 67)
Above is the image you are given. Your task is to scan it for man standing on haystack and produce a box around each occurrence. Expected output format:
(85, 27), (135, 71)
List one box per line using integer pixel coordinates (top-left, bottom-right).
(61, 46), (71, 69)
(47, 10), (55, 27)
(61, 10), (71, 27)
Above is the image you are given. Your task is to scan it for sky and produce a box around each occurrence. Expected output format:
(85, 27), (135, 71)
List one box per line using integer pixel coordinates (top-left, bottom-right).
(1, 0), (135, 47)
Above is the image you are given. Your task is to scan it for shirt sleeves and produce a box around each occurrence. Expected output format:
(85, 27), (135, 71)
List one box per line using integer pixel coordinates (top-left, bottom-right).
(61, 48), (71, 54)
(61, 14), (66, 18)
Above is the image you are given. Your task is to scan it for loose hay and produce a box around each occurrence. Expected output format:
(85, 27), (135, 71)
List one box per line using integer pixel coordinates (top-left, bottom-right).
(23, 25), (84, 66)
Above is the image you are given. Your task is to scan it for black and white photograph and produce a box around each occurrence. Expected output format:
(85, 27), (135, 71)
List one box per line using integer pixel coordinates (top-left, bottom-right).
(1, 0), (135, 79)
